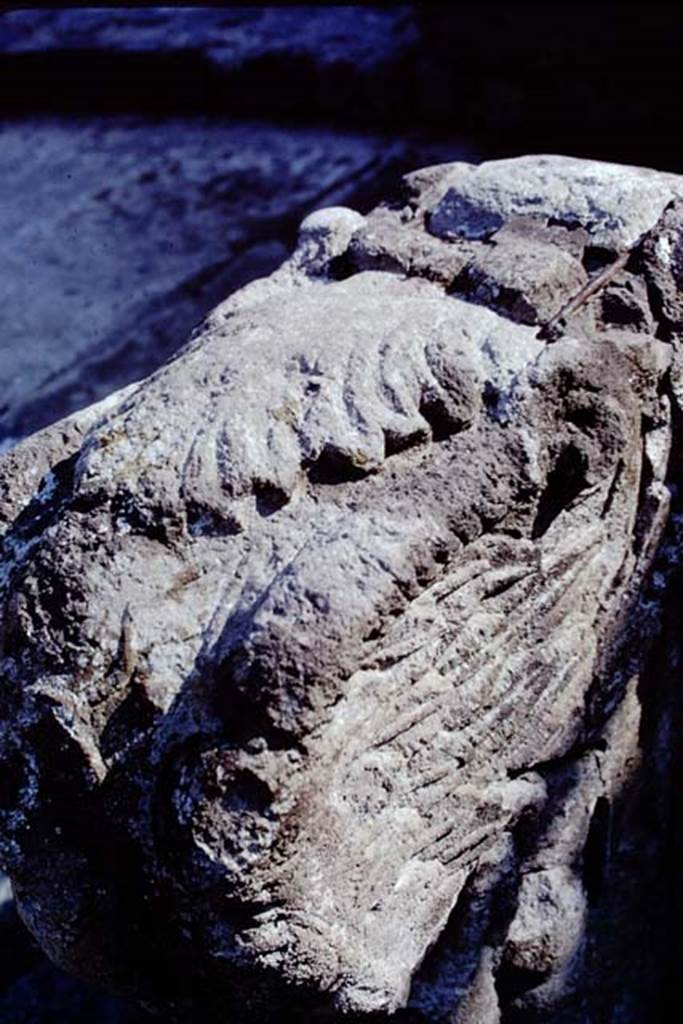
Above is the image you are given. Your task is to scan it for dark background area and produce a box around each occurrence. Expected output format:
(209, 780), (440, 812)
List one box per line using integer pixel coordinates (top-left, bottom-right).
(1, 4), (683, 173)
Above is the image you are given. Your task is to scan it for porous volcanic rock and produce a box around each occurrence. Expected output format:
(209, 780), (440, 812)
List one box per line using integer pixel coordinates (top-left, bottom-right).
(1, 156), (683, 1022)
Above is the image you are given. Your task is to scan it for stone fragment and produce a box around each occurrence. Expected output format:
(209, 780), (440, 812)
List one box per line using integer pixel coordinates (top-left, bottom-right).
(641, 198), (683, 331)
(597, 270), (656, 334)
(504, 867), (586, 975)
(345, 203), (475, 284)
(426, 154), (683, 249)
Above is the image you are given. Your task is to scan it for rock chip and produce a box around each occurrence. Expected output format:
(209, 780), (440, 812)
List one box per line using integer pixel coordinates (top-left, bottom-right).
(426, 154), (683, 248)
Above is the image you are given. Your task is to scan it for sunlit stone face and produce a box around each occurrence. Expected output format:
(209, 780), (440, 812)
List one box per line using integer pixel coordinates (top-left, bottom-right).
(0, 160), (680, 1021)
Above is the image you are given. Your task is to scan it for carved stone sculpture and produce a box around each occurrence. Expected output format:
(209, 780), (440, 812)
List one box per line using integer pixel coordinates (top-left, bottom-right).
(1, 155), (682, 1022)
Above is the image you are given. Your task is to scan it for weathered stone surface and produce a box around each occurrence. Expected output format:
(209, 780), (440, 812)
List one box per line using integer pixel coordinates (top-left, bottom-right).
(426, 155), (683, 248)
(449, 235), (588, 327)
(1, 156), (682, 1022)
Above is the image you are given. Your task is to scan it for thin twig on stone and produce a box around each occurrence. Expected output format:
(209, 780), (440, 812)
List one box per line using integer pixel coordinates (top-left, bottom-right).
(537, 249), (631, 341)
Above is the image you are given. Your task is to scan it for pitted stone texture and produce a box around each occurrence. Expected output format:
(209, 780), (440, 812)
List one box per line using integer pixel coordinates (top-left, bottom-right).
(425, 154), (683, 249)
(347, 155), (683, 343)
(0, 157), (682, 1023)
(449, 235), (588, 327)
(641, 198), (683, 329)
